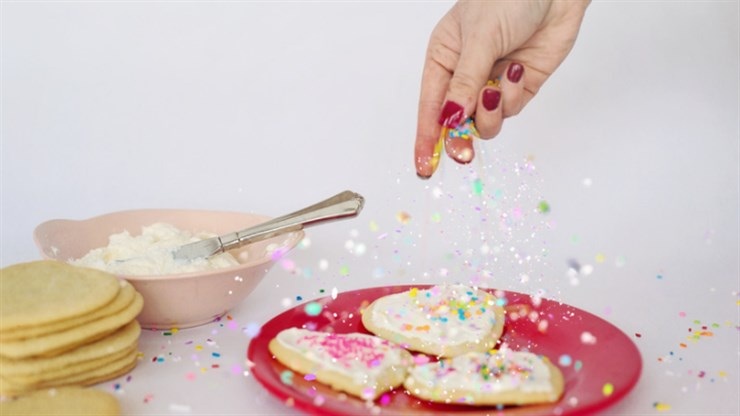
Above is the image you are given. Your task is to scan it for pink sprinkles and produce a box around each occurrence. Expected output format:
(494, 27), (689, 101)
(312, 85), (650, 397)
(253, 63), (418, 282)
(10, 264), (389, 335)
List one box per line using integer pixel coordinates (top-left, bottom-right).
(296, 333), (394, 370)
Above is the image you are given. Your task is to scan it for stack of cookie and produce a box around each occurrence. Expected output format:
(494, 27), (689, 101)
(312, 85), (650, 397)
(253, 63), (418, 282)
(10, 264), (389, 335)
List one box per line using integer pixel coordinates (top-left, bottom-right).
(0, 260), (143, 396)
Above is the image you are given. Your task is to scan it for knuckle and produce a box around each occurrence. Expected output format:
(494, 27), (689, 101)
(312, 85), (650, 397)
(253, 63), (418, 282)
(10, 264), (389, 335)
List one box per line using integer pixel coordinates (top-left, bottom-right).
(448, 72), (481, 100)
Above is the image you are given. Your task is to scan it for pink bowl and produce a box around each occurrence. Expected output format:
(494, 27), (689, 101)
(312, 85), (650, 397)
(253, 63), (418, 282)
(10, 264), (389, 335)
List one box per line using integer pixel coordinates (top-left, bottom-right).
(33, 209), (304, 330)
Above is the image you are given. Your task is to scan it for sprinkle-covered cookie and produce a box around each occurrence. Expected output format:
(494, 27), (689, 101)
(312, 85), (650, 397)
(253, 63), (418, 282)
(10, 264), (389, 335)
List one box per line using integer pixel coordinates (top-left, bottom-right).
(268, 327), (412, 400)
(361, 285), (505, 357)
(404, 349), (564, 406)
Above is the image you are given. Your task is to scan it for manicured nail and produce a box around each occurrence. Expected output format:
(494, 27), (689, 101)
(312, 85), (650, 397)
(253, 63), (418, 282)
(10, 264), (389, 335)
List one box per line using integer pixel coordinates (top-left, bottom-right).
(507, 63), (524, 83)
(482, 88), (501, 111)
(429, 134), (444, 174)
(438, 100), (465, 128)
(456, 148), (473, 163)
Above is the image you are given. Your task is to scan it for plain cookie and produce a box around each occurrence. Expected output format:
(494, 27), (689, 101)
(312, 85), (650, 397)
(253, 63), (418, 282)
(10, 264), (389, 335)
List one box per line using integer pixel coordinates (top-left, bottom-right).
(0, 386), (120, 415)
(0, 261), (121, 332)
(0, 293), (143, 359)
(1, 280), (136, 342)
(0, 320), (140, 377)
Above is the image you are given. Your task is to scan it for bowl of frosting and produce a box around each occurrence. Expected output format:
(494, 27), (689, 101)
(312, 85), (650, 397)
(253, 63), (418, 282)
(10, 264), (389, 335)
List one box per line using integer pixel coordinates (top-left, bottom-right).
(34, 209), (304, 329)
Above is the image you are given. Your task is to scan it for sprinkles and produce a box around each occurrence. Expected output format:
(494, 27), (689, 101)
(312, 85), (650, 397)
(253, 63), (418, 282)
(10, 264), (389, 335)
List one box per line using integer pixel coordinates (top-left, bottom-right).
(304, 302), (322, 316)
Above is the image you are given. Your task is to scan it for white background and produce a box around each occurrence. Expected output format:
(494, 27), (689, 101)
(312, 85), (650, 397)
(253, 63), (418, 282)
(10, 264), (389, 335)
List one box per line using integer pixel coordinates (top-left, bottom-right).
(2, 1), (738, 415)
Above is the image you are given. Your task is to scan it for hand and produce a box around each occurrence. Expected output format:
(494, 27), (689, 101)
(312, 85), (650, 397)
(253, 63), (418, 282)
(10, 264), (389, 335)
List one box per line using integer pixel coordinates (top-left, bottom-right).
(414, 0), (590, 178)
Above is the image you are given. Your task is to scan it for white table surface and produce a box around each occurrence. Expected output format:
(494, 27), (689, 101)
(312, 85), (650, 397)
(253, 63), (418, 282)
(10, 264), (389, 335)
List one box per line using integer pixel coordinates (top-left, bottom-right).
(2, 1), (738, 415)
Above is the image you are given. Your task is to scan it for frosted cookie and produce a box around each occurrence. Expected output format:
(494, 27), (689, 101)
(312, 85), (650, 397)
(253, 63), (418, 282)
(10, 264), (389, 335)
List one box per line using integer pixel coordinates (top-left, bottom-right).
(361, 285), (505, 357)
(0, 386), (120, 415)
(404, 349), (564, 406)
(0, 293), (143, 359)
(0, 320), (140, 378)
(268, 327), (413, 400)
(1, 280), (136, 342)
(0, 261), (121, 332)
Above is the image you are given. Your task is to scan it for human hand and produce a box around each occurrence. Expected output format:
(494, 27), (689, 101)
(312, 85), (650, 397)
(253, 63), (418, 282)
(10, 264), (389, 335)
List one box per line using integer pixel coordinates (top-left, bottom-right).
(414, 0), (590, 178)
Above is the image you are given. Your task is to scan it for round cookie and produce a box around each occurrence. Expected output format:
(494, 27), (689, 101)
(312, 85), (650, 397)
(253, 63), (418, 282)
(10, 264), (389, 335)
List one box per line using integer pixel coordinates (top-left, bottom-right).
(0, 348), (138, 395)
(1, 280), (136, 342)
(404, 349), (564, 406)
(0, 261), (121, 332)
(4, 344), (137, 386)
(0, 386), (120, 415)
(0, 293), (143, 359)
(0, 320), (140, 377)
(269, 327), (413, 400)
(361, 285), (505, 357)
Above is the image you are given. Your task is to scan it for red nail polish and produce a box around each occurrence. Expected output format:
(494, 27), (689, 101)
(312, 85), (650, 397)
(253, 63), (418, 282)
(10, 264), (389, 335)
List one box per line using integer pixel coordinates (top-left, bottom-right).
(482, 89), (501, 111)
(438, 100), (465, 128)
(507, 63), (524, 83)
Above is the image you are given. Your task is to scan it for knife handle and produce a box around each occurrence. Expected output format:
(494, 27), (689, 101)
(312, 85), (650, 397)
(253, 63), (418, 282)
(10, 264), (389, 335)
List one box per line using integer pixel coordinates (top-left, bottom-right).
(219, 190), (365, 252)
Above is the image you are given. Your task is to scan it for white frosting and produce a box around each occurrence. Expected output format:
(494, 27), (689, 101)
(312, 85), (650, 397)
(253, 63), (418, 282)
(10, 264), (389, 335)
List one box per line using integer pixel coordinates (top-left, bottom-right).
(367, 285), (501, 347)
(275, 328), (408, 395)
(407, 349), (554, 398)
(70, 222), (239, 275)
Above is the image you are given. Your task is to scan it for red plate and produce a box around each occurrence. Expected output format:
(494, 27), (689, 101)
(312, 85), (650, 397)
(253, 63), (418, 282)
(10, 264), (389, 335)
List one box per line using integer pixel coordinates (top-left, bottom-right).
(247, 285), (641, 415)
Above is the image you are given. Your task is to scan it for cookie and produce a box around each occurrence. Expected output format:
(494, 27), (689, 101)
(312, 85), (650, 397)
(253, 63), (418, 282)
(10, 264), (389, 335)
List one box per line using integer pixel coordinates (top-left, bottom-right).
(1, 280), (136, 342)
(361, 285), (505, 357)
(0, 320), (140, 377)
(0, 261), (121, 332)
(404, 349), (564, 406)
(3, 344), (136, 386)
(0, 293), (143, 359)
(268, 327), (412, 400)
(0, 386), (120, 415)
(0, 348), (138, 395)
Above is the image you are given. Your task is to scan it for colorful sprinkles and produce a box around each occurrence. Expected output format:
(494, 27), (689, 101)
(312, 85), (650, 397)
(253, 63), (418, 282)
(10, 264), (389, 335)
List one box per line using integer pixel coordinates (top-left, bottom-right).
(102, 145), (736, 415)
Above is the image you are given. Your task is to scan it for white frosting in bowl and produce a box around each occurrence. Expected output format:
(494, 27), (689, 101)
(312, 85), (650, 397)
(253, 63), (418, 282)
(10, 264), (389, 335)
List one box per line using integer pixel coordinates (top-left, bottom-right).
(70, 222), (239, 276)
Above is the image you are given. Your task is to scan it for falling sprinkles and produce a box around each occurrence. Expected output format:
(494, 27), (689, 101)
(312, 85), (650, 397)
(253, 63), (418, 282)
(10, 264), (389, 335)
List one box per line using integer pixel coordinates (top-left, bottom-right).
(280, 370), (295, 385)
(537, 200), (550, 214)
(304, 302), (322, 316)
(103, 140), (737, 416)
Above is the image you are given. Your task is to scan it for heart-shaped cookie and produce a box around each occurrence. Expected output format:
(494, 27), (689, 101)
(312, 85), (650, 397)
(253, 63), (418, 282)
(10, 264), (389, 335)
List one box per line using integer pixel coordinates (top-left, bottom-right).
(361, 285), (505, 357)
(269, 328), (412, 400)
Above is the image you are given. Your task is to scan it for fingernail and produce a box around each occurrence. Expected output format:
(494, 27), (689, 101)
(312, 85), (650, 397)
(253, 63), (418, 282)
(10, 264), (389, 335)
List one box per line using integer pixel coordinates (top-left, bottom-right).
(438, 100), (465, 128)
(429, 135), (444, 173)
(417, 172), (431, 180)
(456, 148), (473, 163)
(482, 88), (501, 111)
(507, 63), (524, 83)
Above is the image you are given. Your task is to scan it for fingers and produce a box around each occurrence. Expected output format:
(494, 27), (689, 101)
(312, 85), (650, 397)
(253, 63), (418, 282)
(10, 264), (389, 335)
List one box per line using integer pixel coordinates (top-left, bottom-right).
(500, 62), (526, 118)
(444, 120), (475, 164)
(440, 32), (497, 130)
(474, 62), (526, 139)
(435, 20), (498, 167)
(473, 81), (503, 140)
(414, 59), (453, 178)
